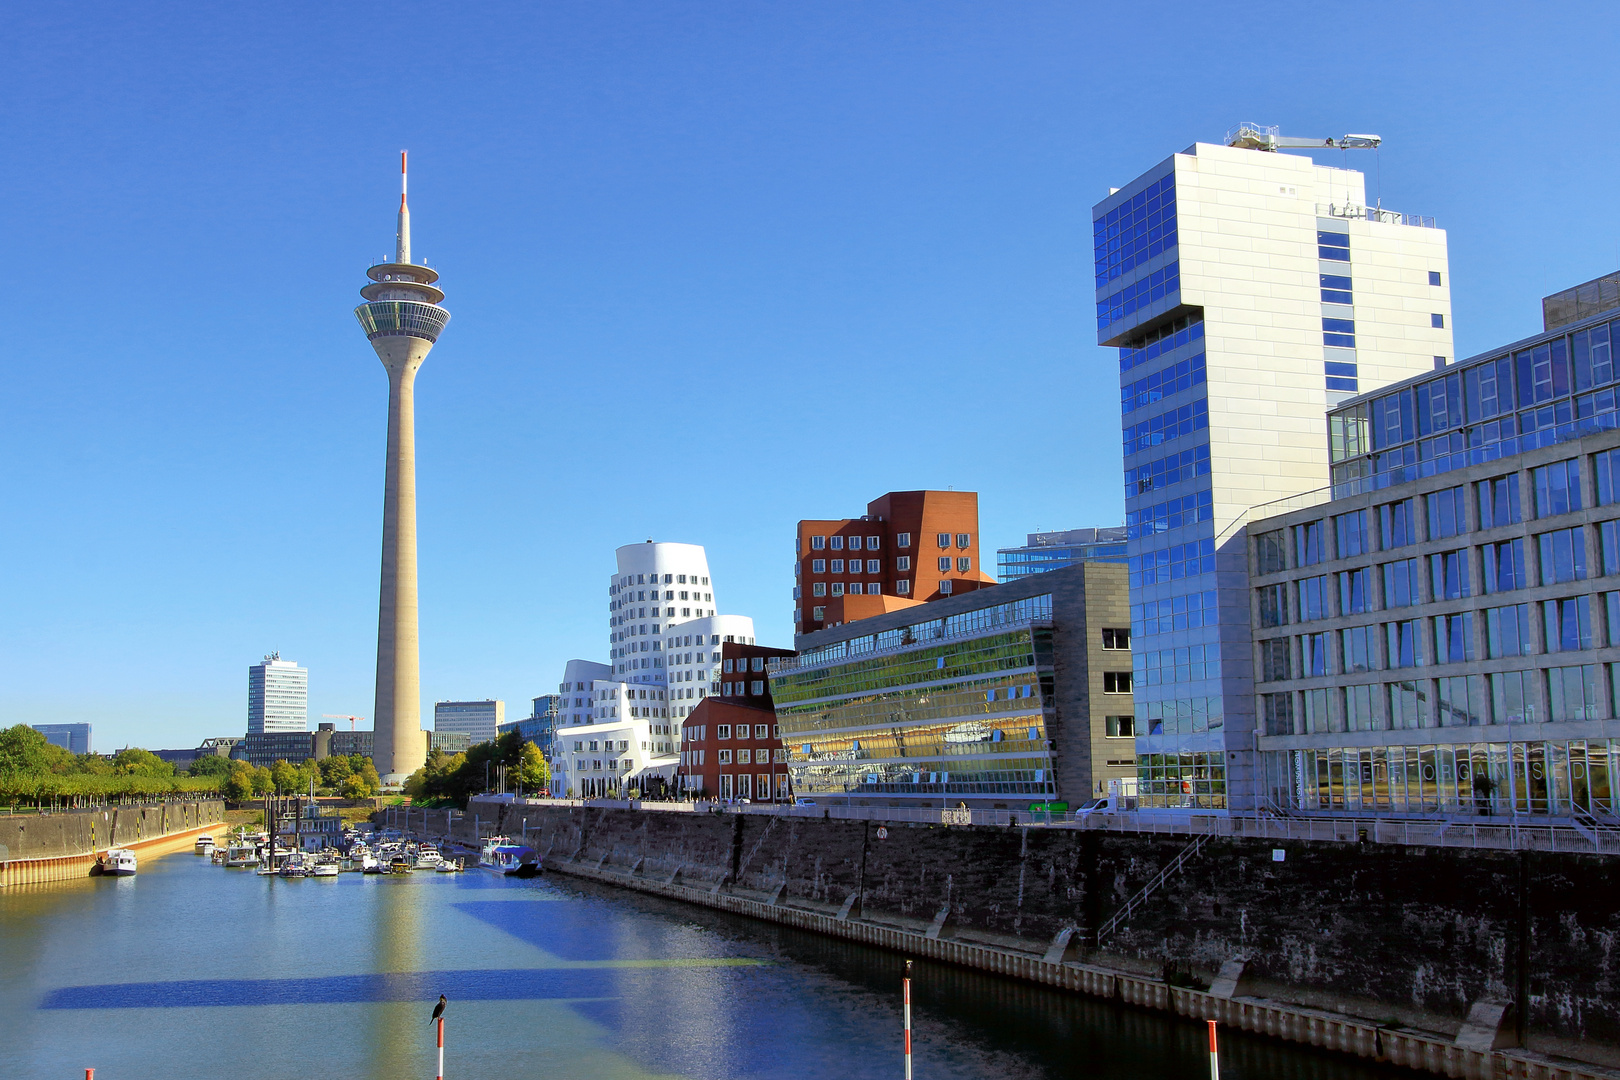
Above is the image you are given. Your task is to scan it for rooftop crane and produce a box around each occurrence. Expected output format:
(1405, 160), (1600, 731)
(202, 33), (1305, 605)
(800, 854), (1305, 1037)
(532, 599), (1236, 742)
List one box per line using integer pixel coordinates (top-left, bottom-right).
(322, 714), (365, 731)
(1226, 123), (1380, 152)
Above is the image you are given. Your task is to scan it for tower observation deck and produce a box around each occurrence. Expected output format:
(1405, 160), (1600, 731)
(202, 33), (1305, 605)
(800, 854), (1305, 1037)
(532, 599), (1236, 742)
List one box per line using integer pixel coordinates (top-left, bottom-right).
(356, 152), (450, 785)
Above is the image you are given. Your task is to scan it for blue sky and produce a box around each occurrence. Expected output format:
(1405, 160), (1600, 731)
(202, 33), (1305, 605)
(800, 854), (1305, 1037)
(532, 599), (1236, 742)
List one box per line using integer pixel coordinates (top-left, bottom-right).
(2, 3), (1616, 750)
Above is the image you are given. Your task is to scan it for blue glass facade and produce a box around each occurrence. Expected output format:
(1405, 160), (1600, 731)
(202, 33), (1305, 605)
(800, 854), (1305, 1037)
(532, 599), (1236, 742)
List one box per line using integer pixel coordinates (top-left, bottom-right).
(996, 528), (1127, 582)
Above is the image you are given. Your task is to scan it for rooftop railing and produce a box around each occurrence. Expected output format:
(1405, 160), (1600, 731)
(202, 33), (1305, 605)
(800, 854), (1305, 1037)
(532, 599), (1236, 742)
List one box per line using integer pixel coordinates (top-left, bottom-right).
(1318, 202), (1437, 229)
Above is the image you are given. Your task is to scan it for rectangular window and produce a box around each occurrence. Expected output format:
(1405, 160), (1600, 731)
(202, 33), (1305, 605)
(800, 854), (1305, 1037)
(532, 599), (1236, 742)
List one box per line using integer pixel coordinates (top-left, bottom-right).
(1294, 521), (1325, 566)
(1431, 313), (1445, 328)
(812, 583), (826, 597)
(1301, 688), (1332, 734)
(1323, 317), (1356, 348)
(1257, 584), (1290, 628)
(1103, 672), (1132, 693)
(937, 557), (951, 572)
(718, 750), (732, 765)
(1300, 632), (1329, 677)
(1596, 448), (1620, 506)
(1261, 693), (1295, 736)
(1429, 271), (1443, 286)
(830, 536), (844, 550)
(1543, 596), (1593, 652)
(1259, 638), (1291, 682)
(1483, 538), (1527, 593)
(1573, 322), (1613, 391)
(830, 559), (844, 573)
(1435, 613), (1475, 663)
(1384, 620), (1422, 668)
(1341, 625), (1377, 673)
(1538, 527), (1587, 584)
(811, 536), (826, 550)
(1490, 670), (1540, 724)
(956, 557), (972, 572)
(1381, 559), (1419, 608)
(936, 533), (950, 548)
(1343, 684), (1377, 731)
(1477, 473), (1522, 528)
(1429, 550), (1470, 600)
(1387, 680), (1426, 730)
(1533, 459), (1583, 518)
(896, 532), (912, 548)
(956, 533), (971, 548)
(1426, 486), (1466, 540)
(811, 606), (825, 621)
(1101, 628), (1131, 650)
(1338, 568), (1371, 614)
(1318, 230), (1350, 261)
(896, 556), (912, 572)
(1334, 511), (1367, 558)
(867, 559), (880, 574)
(1320, 274), (1353, 305)
(895, 581), (910, 596)
(812, 559), (826, 573)
(1105, 715), (1135, 737)
(1436, 674), (1485, 727)
(1297, 575), (1330, 621)
(1256, 529), (1288, 574)
(1485, 604), (1534, 658)
(1548, 664), (1601, 722)
(1379, 498), (1418, 548)
(831, 583), (845, 596)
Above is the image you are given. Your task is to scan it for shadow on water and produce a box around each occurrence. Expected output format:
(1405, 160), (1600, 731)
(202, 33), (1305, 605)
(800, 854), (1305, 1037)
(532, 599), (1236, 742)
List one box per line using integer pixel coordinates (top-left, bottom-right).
(549, 875), (1422, 1080)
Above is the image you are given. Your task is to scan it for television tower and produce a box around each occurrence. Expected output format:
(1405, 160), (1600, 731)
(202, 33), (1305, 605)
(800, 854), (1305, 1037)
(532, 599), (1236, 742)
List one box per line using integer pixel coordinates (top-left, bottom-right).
(354, 152), (450, 784)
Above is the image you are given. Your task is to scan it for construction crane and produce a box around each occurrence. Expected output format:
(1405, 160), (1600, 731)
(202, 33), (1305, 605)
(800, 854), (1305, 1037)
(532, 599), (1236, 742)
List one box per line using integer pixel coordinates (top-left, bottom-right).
(1226, 123), (1380, 152)
(322, 714), (365, 731)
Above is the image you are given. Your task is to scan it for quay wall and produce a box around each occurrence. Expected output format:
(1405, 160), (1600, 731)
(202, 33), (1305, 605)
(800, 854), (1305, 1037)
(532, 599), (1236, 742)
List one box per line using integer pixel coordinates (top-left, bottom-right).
(0, 801), (226, 887)
(390, 802), (1620, 1075)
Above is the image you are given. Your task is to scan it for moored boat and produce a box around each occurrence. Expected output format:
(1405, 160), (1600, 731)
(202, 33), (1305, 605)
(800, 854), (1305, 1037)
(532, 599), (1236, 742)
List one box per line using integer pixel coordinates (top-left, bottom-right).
(387, 854), (413, 875)
(194, 835), (215, 855)
(103, 848), (137, 876)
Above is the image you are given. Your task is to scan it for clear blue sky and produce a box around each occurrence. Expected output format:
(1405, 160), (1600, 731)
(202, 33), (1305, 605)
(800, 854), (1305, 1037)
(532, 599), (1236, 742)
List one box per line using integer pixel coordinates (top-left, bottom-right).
(3, 3), (1615, 750)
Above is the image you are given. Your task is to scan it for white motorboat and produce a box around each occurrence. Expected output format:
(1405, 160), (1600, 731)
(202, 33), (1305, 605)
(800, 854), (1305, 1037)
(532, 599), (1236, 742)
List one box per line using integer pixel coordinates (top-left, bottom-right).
(483, 845), (539, 876)
(224, 843), (257, 868)
(103, 849), (137, 876)
(194, 835), (215, 855)
(435, 857), (463, 873)
(414, 846), (445, 870)
(310, 859), (340, 878)
(361, 854), (385, 874)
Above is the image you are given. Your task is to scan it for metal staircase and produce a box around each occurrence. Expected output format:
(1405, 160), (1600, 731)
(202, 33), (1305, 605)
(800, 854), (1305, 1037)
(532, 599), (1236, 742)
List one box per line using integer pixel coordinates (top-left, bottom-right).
(1095, 833), (1210, 945)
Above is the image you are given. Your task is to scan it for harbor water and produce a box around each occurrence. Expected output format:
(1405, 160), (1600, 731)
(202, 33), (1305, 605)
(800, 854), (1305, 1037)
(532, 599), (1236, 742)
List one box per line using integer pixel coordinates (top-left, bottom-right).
(0, 847), (1406, 1080)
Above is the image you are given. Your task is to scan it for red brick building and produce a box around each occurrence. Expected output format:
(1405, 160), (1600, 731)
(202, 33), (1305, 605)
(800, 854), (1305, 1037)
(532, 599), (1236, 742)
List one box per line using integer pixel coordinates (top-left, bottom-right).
(794, 490), (996, 635)
(678, 641), (794, 802)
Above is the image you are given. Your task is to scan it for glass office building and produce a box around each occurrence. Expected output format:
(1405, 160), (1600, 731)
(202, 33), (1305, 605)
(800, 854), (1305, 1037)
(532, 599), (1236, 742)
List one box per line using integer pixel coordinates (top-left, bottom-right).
(1097, 134), (1452, 809)
(998, 527), (1127, 581)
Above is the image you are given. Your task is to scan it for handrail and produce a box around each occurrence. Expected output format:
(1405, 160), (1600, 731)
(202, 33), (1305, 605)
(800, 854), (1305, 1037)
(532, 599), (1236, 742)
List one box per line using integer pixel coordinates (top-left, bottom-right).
(1096, 833), (1210, 944)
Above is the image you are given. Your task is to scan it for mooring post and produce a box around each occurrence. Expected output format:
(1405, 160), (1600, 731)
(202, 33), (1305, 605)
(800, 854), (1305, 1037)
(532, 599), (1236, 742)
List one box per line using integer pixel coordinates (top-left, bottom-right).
(436, 1016), (445, 1080)
(903, 959), (913, 1080)
(1207, 1020), (1219, 1080)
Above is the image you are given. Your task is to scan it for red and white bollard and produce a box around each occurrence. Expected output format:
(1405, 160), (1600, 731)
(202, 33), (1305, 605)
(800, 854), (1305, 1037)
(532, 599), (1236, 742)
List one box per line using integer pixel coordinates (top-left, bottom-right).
(903, 959), (913, 1080)
(1207, 1020), (1220, 1080)
(436, 1017), (445, 1080)
(86, 1071), (94, 1080)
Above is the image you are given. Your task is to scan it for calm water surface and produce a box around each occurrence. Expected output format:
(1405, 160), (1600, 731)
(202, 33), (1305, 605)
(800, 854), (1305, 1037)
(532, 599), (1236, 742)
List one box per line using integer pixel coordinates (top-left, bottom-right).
(0, 848), (1408, 1080)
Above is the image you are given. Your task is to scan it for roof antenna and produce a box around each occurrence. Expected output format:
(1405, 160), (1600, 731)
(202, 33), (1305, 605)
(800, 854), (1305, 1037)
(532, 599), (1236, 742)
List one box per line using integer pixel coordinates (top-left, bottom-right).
(395, 151), (411, 265)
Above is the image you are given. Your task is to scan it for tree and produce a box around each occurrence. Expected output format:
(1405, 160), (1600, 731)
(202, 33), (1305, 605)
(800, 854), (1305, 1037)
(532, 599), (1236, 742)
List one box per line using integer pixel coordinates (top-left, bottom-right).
(513, 742), (549, 792)
(221, 766), (254, 801)
(0, 725), (71, 776)
(189, 754), (233, 778)
(112, 747), (175, 778)
(318, 754), (354, 787)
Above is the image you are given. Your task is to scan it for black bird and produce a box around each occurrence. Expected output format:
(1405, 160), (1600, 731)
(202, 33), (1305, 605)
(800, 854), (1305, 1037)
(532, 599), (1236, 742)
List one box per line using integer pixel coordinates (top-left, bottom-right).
(430, 995), (447, 1024)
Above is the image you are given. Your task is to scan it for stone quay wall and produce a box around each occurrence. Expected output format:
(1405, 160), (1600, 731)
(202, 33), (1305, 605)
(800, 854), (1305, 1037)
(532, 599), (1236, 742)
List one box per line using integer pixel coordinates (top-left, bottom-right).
(0, 800), (227, 887)
(388, 802), (1620, 1076)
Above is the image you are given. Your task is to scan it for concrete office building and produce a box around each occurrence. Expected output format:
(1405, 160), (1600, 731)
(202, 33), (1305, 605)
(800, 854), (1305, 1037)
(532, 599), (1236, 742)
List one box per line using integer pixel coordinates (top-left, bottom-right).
(1097, 125), (1453, 810)
(31, 723), (91, 755)
(234, 726), (471, 769)
(998, 528), (1129, 582)
(773, 562), (1135, 808)
(1249, 273), (1620, 819)
(794, 491), (996, 635)
(354, 153), (451, 785)
(433, 699), (503, 745)
(248, 653), (308, 735)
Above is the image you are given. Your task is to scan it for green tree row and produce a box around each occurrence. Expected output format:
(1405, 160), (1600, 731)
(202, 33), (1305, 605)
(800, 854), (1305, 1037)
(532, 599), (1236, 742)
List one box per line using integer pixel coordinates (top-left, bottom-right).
(403, 732), (548, 807)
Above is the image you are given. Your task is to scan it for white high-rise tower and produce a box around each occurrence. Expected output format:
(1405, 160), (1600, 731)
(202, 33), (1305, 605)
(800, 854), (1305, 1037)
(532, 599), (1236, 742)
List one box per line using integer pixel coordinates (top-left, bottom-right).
(355, 153), (451, 784)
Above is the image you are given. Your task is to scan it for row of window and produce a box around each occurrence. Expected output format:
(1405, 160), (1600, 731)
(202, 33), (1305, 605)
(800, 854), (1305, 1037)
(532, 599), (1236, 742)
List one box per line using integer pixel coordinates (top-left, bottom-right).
(1123, 398), (1208, 456)
(809, 558), (889, 574)
(612, 573), (709, 590)
(1129, 537), (1216, 590)
(683, 748), (787, 766)
(1093, 173), (1176, 288)
(1124, 443), (1210, 498)
(1121, 353), (1205, 414)
(1132, 589), (1220, 638)
(1259, 663), (1614, 735)
(1132, 642), (1219, 686)
(1097, 262), (1179, 333)
(1119, 315), (1203, 374)
(1126, 489), (1212, 540)
(685, 724), (780, 741)
(809, 534), (885, 551)
(722, 681), (766, 696)
(810, 580), (916, 598)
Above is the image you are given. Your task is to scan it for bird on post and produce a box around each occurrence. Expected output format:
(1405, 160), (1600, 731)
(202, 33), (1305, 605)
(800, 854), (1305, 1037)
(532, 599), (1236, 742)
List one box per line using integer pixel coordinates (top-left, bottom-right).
(430, 994), (447, 1024)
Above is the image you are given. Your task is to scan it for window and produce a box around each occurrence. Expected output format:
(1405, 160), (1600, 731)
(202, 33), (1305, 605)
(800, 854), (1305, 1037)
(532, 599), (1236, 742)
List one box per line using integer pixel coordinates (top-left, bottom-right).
(755, 724), (769, 738)
(1297, 575), (1330, 620)
(811, 559), (825, 573)
(1261, 693), (1295, 736)
(1387, 680), (1426, 730)
(1341, 625), (1376, 673)
(956, 533), (971, 548)
(956, 557), (971, 572)
(1294, 521), (1325, 566)
(1318, 230), (1350, 261)
(811, 536), (826, 550)
(1491, 671), (1540, 724)
(751, 680), (764, 695)
(1102, 628), (1130, 650)
(1483, 538), (1527, 592)
(1436, 675), (1485, 727)
(1259, 638), (1290, 682)
(1343, 684), (1377, 731)
(738, 749), (751, 764)
(1103, 672), (1132, 693)
(1379, 498), (1418, 548)
(897, 532), (912, 548)
(722, 659), (733, 674)
(1381, 559), (1419, 608)
(936, 533), (951, 548)
(866, 536), (880, 550)
(1256, 530), (1287, 573)
(1429, 550), (1470, 600)
(1384, 620), (1422, 668)
(1300, 632), (1329, 677)
(1534, 459), (1583, 518)
(1338, 568), (1371, 614)
(1477, 474), (1521, 528)
(866, 559), (880, 574)
(1426, 487), (1466, 540)
(1105, 715), (1135, 737)
(1320, 274), (1353, 305)
(830, 559), (844, 573)
(1435, 612), (1475, 663)
(1608, 592), (1620, 646)
(831, 583), (845, 596)
(937, 557), (951, 572)
(1603, 521), (1620, 576)
(891, 554), (911, 573)
(812, 583), (826, 597)
(1429, 271), (1443, 286)
(1538, 527), (1587, 584)
(830, 536), (844, 550)
(1257, 584), (1289, 628)
(1301, 688), (1331, 733)
(812, 606), (825, 621)
(1548, 665), (1601, 721)
(718, 750), (732, 765)
(1544, 596), (1593, 652)
(1596, 448), (1620, 506)
(1574, 322), (1613, 391)
(1334, 512), (1367, 558)
(896, 581), (910, 596)
(1323, 317), (1356, 348)
(1486, 604), (1534, 658)
(1431, 313), (1445, 329)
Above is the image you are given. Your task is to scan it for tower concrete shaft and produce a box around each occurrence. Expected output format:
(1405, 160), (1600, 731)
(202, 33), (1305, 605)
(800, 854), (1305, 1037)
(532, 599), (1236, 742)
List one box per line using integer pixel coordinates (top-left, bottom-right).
(354, 152), (450, 784)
